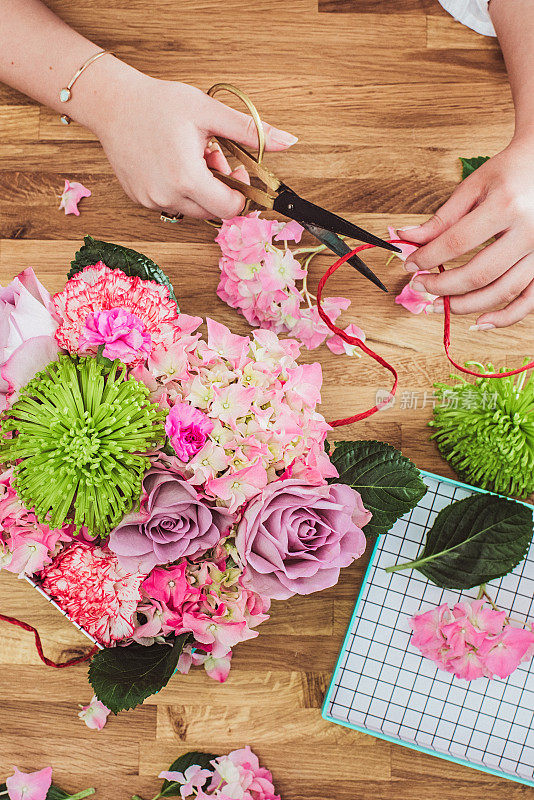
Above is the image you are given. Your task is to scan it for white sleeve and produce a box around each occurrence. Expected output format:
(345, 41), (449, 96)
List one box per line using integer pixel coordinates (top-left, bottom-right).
(436, 0), (496, 36)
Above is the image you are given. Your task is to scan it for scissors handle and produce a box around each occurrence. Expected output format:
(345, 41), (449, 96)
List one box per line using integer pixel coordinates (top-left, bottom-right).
(215, 138), (281, 192)
(210, 169), (276, 208)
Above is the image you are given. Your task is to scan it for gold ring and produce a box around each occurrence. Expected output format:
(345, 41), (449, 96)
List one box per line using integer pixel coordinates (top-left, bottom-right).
(160, 212), (184, 223)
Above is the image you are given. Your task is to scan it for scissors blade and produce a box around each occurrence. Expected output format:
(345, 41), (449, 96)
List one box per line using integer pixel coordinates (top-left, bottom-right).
(304, 223), (388, 293)
(274, 188), (401, 253)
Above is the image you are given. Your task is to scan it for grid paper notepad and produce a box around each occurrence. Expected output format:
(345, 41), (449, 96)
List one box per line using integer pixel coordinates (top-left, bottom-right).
(323, 470), (534, 787)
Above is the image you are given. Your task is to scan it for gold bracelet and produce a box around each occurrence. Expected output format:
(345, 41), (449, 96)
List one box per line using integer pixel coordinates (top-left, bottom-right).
(59, 49), (115, 125)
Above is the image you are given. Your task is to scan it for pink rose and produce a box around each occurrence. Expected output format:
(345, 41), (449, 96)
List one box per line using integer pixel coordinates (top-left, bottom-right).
(0, 269), (60, 409)
(78, 307), (152, 363)
(108, 467), (232, 572)
(165, 402), (213, 462)
(236, 479), (371, 600)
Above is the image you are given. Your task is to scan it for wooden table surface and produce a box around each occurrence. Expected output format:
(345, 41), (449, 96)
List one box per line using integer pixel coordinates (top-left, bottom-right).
(1, 1), (533, 798)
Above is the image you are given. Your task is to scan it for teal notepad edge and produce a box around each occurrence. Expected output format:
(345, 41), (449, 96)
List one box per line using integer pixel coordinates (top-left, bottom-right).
(322, 469), (534, 789)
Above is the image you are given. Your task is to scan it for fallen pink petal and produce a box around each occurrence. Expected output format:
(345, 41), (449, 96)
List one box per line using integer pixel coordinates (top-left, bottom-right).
(5, 766), (53, 800)
(395, 270), (438, 315)
(78, 695), (111, 730)
(59, 179), (91, 216)
(387, 226), (419, 261)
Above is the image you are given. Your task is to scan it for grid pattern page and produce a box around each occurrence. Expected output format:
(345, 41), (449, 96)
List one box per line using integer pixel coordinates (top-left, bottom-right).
(325, 474), (534, 784)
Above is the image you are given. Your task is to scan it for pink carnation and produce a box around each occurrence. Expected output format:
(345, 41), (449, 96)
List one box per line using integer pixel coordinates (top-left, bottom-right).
(165, 401), (214, 462)
(410, 599), (534, 681)
(78, 307), (152, 364)
(52, 262), (181, 356)
(39, 542), (145, 645)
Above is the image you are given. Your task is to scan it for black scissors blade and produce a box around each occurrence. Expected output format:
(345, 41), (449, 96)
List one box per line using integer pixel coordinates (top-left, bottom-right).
(274, 188), (401, 254)
(304, 223), (388, 292)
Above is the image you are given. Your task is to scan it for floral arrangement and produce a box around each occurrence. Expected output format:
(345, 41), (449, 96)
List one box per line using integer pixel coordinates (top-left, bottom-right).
(0, 236), (424, 712)
(1, 748), (279, 800)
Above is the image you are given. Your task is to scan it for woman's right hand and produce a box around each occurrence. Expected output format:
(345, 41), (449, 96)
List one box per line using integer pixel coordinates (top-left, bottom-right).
(95, 71), (298, 219)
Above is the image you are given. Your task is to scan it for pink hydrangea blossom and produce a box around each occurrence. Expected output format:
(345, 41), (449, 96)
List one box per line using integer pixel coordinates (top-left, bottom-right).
(274, 219), (304, 243)
(141, 557), (269, 680)
(59, 179), (91, 216)
(157, 748), (280, 800)
(159, 765), (213, 798)
(410, 599), (534, 681)
(39, 543), (145, 645)
(395, 270), (438, 315)
(191, 649), (233, 682)
(78, 695), (111, 730)
(215, 211), (282, 263)
(326, 323), (366, 356)
(0, 468), (72, 577)
(143, 321), (332, 511)
(6, 767), (52, 800)
(215, 214), (357, 352)
(78, 307), (152, 363)
(210, 747), (281, 800)
(165, 402), (213, 462)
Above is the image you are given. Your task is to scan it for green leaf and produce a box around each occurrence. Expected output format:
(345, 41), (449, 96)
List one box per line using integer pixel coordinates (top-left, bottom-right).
(459, 155), (490, 180)
(88, 634), (190, 713)
(386, 493), (533, 589)
(160, 752), (217, 797)
(329, 440), (427, 536)
(69, 236), (178, 306)
(46, 786), (70, 800)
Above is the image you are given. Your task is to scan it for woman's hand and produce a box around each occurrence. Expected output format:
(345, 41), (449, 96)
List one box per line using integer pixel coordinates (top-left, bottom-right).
(398, 136), (534, 329)
(95, 71), (297, 220)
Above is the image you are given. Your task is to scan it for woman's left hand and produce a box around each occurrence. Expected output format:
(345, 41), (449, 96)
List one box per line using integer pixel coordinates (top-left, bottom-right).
(398, 135), (534, 329)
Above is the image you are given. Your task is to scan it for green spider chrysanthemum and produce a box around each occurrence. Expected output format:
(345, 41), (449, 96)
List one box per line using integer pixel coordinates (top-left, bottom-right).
(429, 363), (534, 498)
(0, 355), (165, 537)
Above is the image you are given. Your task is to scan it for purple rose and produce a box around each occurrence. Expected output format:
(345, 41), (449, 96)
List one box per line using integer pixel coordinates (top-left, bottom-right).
(109, 468), (232, 572)
(236, 479), (371, 600)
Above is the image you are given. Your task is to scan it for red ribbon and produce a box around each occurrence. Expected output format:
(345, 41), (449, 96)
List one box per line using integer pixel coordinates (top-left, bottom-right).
(0, 612), (98, 668)
(316, 240), (534, 427)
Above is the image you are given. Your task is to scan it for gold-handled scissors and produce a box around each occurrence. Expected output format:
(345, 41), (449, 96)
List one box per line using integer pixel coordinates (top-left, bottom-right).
(207, 83), (401, 292)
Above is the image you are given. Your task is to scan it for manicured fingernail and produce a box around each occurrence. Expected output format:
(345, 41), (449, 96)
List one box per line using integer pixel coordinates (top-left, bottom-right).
(404, 261), (418, 273)
(411, 280), (426, 292)
(469, 322), (495, 331)
(232, 165), (249, 182)
(271, 129), (298, 146)
(433, 299), (444, 313)
(397, 224), (420, 232)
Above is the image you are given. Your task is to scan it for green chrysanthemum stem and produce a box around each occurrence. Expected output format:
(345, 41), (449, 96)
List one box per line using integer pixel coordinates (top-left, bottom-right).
(0, 355), (165, 537)
(429, 362), (534, 498)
